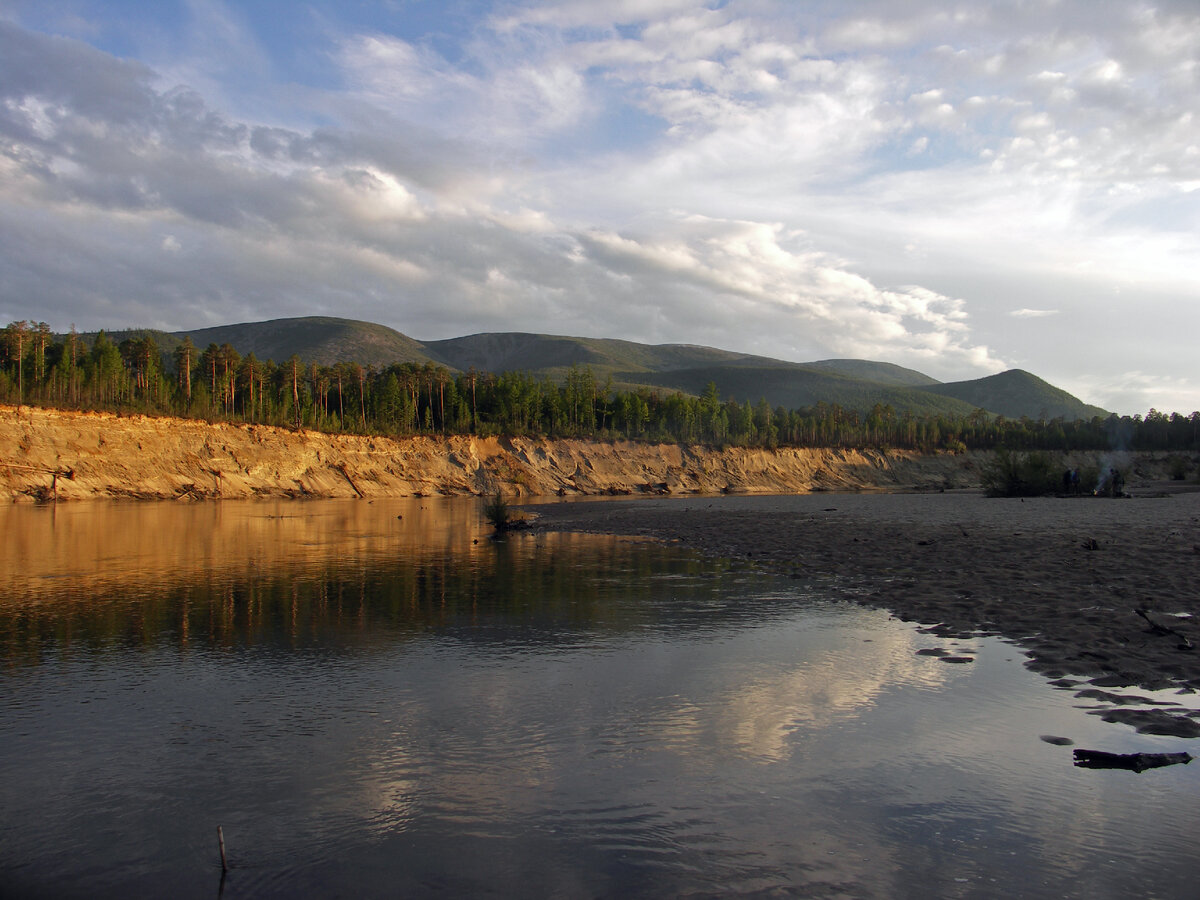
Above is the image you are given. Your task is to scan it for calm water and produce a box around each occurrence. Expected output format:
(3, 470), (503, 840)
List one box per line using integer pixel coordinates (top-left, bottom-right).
(1, 498), (1197, 899)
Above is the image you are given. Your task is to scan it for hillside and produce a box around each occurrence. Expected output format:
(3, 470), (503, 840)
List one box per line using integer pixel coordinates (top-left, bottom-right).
(92, 318), (438, 369)
(804, 359), (941, 388)
(924, 370), (1108, 421)
(179, 317), (434, 368)
(424, 332), (778, 377)
(621, 366), (980, 416)
(73, 316), (1107, 420)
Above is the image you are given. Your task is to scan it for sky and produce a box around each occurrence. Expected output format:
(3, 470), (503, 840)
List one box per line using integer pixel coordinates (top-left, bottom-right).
(1, 0), (1198, 414)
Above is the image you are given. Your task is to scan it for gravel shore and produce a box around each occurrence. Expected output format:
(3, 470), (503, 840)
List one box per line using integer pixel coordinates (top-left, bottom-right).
(525, 486), (1200, 737)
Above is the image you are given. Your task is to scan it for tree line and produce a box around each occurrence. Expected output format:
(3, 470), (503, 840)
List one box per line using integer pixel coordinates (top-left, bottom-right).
(3, 320), (1199, 452)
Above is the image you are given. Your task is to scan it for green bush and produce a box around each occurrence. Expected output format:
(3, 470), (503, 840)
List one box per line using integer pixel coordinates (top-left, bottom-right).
(1168, 455), (1190, 481)
(483, 491), (512, 531)
(981, 449), (1061, 497)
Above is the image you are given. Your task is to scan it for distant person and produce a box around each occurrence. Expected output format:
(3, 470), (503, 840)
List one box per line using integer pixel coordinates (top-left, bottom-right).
(1063, 469), (1072, 494)
(1113, 469), (1124, 497)
(1070, 468), (1080, 495)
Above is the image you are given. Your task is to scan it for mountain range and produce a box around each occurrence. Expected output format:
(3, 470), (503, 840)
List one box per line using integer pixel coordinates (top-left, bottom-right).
(102, 316), (1108, 421)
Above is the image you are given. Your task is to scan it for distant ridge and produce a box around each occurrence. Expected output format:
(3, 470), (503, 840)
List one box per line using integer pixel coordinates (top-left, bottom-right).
(804, 359), (941, 388)
(179, 316), (431, 368)
(78, 316), (1107, 420)
(924, 370), (1108, 420)
(423, 332), (779, 376)
(621, 366), (980, 417)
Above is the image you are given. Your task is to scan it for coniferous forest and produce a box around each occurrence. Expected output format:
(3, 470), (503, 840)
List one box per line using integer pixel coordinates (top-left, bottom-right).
(3, 320), (1198, 453)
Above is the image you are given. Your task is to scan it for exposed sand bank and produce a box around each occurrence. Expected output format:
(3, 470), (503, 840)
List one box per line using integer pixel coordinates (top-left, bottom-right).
(525, 490), (1200, 738)
(3, 404), (1193, 503)
(1, 404), (989, 501)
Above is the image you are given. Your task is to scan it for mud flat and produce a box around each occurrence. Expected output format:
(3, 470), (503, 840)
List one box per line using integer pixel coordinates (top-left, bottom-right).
(526, 489), (1200, 737)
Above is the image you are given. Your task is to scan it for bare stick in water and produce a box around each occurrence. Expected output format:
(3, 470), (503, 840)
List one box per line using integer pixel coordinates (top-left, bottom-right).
(217, 825), (228, 872)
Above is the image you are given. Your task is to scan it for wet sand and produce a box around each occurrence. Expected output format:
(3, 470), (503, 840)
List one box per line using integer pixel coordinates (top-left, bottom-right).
(525, 487), (1200, 738)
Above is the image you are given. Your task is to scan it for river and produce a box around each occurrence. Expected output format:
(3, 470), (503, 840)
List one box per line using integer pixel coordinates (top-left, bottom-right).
(1, 498), (1196, 898)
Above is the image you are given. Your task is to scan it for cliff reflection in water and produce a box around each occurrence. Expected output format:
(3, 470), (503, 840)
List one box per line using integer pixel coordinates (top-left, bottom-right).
(3, 497), (488, 604)
(1, 498), (750, 659)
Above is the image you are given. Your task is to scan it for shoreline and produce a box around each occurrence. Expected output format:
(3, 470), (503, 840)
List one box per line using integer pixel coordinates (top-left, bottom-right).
(524, 488), (1200, 738)
(3, 404), (1195, 503)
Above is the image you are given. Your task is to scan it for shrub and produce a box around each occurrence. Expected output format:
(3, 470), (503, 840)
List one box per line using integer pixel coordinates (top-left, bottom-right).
(981, 449), (1061, 497)
(1168, 455), (1190, 481)
(483, 491), (512, 531)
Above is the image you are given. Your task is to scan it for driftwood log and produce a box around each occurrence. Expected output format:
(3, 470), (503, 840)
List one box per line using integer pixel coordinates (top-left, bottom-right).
(1073, 749), (1193, 772)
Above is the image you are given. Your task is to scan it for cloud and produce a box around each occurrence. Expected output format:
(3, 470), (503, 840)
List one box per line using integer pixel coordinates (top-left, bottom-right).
(1, 2), (1199, 412)
(0, 20), (156, 124)
(491, 0), (702, 31)
(336, 26), (592, 147)
(572, 217), (1002, 375)
(1075, 371), (1200, 418)
(1010, 308), (1059, 318)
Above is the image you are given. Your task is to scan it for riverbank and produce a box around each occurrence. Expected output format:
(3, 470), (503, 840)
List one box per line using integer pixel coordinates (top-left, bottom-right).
(525, 490), (1200, 737)
(3, 404), (1195, 502)
(0, 404), (987, 501)
(6, 403), (1200, 736)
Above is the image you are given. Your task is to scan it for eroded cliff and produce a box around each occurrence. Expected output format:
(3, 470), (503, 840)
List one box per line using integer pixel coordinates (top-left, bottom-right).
(1, 405), (984, 501)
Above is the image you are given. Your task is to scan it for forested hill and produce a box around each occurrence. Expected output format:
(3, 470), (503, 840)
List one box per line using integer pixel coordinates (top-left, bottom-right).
(423, 332), (765, 375)
(924, 370), (1109, 421)
(182, 317), (430, 368)
(614, 366), (977, 417)
(68, 315), (1105, 420)
(802, 359), (941, 388)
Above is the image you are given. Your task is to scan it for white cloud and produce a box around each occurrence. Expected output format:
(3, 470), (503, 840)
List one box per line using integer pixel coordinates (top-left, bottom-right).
(1010, 308), (1058, 318)
(491, 0), (700, 31)
(573, 216), (1002, 376)
(825, 17), (918, 50)
(1076, 371), (1200, 417)
(1, 2), (1199, 413)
